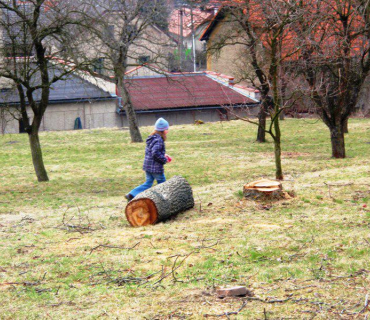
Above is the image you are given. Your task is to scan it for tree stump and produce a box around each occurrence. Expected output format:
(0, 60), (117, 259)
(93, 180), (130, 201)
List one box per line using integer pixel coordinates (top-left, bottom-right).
(125, 176), (194, 227)
(243, 179), (284, 200)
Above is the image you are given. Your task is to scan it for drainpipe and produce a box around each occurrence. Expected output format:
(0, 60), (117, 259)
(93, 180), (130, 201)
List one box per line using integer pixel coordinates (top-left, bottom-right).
(190, 5), (196, 72)
(179, 8), (184, 71)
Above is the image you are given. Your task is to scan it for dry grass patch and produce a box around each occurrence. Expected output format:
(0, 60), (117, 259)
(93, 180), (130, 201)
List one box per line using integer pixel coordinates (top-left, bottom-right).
(0, 119), (370, 318)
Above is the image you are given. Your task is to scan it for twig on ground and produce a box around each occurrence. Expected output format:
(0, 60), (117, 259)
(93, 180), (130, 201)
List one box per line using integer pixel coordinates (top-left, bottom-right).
(357, 294), (370, 316)
(196, 239), (220, 250)
(152, 252), (193, 287)
(197, 195), (202, 213)
(246, 296), (292, 304)
(324, 182), (354, 200)
(89, 241), (140, 255)
(204, 301), (247, 318)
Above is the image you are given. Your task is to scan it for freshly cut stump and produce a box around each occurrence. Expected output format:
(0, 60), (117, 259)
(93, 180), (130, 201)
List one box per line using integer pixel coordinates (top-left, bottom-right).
(243, 179), (284, 200)
(125, 176), (194, 227)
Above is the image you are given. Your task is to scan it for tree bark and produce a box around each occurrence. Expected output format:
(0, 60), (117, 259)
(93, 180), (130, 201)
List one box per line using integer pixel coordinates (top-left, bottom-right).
(256, 103), (267, 142)
(330, 126), (346, 158)
(125, 176), (194, 227)
(342, 118), (349, 134)
(28, 131), (49, 182)
(273, 118), (283, 180)
(117, 69), (143, 143)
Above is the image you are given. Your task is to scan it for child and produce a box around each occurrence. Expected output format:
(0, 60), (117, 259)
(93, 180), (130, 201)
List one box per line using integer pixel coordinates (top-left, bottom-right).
(125, 118), (172, 201)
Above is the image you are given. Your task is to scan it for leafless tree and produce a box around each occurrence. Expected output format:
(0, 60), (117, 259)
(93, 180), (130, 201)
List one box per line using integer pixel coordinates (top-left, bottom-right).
(0, 0), (92, 181)
(78, 0), (175, 143)
(295, 0), (370, 158)
(207, 0), (303, 180)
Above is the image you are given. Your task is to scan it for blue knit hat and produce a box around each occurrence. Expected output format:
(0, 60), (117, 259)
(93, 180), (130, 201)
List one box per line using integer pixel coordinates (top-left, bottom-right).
(155, 118), (169, 131)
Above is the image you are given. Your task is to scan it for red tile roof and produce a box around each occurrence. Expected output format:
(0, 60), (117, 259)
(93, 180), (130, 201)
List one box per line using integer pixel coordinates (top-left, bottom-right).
(169, 8), (215, 38)
(123, 74), (256, 111)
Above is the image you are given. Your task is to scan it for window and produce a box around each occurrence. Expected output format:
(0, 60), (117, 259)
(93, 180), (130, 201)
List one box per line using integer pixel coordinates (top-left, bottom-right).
(92, 58), (105, 75)
(126, 25), (138, 40)
(138, 55), (150, 65)
(19, 119), (26, 134)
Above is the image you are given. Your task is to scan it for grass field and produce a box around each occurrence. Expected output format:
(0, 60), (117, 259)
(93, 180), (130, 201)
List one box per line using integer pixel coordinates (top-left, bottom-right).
(1, 119), (370, 319)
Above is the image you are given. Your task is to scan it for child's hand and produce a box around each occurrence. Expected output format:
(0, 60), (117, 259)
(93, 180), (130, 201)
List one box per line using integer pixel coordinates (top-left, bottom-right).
(165, 154), (172, 163)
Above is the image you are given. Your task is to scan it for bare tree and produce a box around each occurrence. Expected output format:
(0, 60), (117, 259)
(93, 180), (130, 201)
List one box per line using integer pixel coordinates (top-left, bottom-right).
(296, 0), (370, 158)
(0, 0), (92, 181)
(207, 0), (302, 179)
(80, 0), (174, 143)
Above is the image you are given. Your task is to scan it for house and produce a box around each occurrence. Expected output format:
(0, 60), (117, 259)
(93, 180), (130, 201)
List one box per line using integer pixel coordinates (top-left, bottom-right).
(117, 69), (260, 127)
(1, 63), (260, 134)
(199, 3), (370, 116)
(168, 7), (215, 71)
(75, 6), (178, 77)
(0, 69), (117, 134)
(199, 8), (246, 82)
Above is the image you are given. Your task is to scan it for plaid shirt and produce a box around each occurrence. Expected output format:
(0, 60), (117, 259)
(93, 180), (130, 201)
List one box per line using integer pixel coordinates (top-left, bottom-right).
(142, 134), (167, 173)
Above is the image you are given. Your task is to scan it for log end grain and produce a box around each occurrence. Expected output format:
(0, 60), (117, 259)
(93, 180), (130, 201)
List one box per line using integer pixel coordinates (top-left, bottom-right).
(125, 199), (158, 227)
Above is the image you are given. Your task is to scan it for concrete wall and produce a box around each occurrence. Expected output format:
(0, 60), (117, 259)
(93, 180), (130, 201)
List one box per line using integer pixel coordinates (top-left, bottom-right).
(124, 106), (260, 128)
(0, 100), (121, 134)
(1, 102), (259, 134)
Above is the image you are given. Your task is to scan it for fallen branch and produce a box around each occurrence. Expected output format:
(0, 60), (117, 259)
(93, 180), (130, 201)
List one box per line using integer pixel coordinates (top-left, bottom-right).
(246, 296), (292, 304)
(151, 252), (193, 287)
(357, 294), (370, 316)
(89, 242), (141, 255)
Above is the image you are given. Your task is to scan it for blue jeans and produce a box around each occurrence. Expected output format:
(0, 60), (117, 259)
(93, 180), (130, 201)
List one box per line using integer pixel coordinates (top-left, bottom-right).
(129, 171), (166, 197)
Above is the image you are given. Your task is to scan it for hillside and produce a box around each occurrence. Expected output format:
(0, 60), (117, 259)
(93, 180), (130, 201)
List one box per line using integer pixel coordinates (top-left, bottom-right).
(0, 119), (370, 318)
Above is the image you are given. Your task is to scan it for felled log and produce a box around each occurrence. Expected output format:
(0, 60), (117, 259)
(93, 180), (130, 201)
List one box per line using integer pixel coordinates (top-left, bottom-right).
(125, 176), (194, 227)
(243, 179), (283, 199)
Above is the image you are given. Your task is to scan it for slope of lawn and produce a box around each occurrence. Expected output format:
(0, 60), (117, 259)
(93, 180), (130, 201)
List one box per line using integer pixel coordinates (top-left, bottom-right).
(0, 118), (369, 319)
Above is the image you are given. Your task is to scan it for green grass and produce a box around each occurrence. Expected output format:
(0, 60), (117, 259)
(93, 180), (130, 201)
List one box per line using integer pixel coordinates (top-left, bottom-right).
(0, 118), (370, 319)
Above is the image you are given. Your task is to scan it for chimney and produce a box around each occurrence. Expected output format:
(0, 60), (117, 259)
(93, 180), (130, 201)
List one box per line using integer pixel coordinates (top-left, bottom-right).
(228, 77), (235, 86)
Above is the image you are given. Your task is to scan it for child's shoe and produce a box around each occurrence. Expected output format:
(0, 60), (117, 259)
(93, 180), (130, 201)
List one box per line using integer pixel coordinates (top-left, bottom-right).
(125, 193), (134, 201)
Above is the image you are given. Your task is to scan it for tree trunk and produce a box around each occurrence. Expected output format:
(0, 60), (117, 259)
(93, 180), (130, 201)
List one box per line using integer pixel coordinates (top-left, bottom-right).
(28, 131), (49, 182)
(125, 176), (194, 227)
(330, 125), (346, 158)
(273, 116), (283, 180)
(342, 118), (349, 134)
(118, 80), (143, 143)
(256, 103), (267, 143)
(279, 110), (285, 120)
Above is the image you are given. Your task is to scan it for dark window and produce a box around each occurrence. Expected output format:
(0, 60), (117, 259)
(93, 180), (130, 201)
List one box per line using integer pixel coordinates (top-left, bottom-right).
(19, 120), (26, 133)
(126, 25), (138, 40)
(138, 55), (150, 65)
(92, 58), (105, 74)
